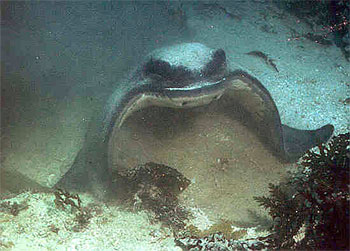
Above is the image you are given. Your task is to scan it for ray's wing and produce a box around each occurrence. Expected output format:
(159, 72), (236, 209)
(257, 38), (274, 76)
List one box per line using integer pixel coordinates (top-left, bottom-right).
(282, 124), (334, 162)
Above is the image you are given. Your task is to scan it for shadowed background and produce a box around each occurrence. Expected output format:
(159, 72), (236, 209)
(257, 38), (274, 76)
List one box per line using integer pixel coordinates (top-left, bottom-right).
(1, 1), (190, 191)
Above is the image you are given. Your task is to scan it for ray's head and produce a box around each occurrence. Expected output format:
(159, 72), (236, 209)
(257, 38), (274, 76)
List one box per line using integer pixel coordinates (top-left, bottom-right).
(141, 43), (228, 88)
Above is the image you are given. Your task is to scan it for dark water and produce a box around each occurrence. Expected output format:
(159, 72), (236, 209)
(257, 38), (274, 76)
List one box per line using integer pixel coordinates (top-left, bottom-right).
(0, 1), (194, 197)
(1, 1), (189, 129)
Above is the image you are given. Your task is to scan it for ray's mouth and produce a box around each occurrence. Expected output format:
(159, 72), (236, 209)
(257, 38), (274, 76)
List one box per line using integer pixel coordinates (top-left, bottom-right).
(107, 93), (288, 224)
(108, 81), (277, 171)
(116, 78), (227, 129)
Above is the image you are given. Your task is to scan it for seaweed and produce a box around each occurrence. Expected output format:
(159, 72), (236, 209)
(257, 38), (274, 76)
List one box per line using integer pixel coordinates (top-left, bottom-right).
(254, 133), (350, 250)
(54, 188), (82, 211)
(116, 162), (191, 231)
(246, 51), (279, 72)
(53, 188), (92, 232)
(0, 201), (28, 216)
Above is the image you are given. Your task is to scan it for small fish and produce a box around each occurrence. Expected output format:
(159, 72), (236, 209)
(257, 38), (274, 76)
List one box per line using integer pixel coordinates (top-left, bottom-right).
(246, 50), (279, 73)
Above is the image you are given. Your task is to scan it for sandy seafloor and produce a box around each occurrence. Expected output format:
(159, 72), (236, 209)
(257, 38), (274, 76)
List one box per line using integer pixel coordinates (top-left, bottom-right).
(1, 1), (349, 250)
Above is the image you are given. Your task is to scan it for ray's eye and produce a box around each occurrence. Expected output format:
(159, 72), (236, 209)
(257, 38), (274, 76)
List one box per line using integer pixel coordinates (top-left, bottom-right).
(201, 49), (227, 78)
(143, 59), (173, 78)
(143, 58), (193, 86)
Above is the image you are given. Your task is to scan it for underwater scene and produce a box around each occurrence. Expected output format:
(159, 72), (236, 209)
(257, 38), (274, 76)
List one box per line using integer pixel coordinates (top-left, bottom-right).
(1, 1), (349, 250)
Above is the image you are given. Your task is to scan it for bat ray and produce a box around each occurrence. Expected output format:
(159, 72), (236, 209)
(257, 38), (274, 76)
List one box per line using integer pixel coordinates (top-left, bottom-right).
(58, 42), (334, 198)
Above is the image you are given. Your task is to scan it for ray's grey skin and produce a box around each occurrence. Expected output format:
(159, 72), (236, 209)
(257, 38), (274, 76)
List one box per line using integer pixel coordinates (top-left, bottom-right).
(58, 43), (334, 198)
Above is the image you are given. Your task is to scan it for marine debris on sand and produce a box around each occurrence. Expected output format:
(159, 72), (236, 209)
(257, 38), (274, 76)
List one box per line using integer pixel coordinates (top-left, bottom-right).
(246, 50), (279, 73)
